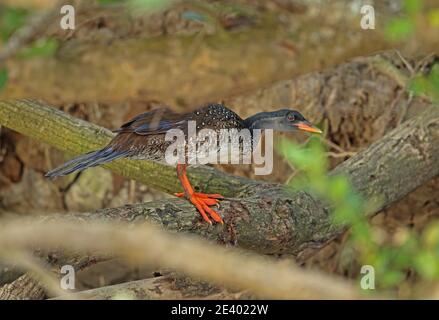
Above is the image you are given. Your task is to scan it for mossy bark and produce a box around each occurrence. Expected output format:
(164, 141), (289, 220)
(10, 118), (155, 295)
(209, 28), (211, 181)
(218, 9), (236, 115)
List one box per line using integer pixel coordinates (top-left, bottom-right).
(0, 99), (254, 197)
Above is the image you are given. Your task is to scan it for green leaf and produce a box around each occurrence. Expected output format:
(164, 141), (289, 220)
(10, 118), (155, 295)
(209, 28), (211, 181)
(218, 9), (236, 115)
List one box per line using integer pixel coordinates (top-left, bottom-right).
(129, 0), (175, 13)
(414, 251), (439, 279)
(328, 175), (349, 202)
(381, 270), (405, 287)
(423, 222), (439, 249)
(428, 64), (439, 90)
(0, 7), (28, 41)
(351, 221), (371, 241)
(409, 63), (439, 102)
(428, 9), (439, 27)
(392, 250), (412, 268)
(19, 38), (58, 58)
(409, 76), (429, 96)
(99, 0), (123, 4)
(404, 0), (423, 15)
(385, 18), (415, 41)
(0, 67), (8, 92)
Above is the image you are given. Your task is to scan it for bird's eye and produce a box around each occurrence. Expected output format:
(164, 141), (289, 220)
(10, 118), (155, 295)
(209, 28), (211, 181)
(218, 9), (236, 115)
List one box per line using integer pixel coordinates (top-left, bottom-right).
(287, 114), (295, 121)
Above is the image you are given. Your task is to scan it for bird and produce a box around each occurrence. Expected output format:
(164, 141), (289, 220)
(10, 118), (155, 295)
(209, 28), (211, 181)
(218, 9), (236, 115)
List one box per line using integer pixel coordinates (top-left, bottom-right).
(46, 103), (322, 225)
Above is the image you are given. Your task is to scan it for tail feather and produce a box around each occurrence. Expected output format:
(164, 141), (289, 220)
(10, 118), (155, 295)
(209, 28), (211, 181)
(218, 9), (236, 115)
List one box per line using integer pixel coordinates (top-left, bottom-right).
(45, 147), (128, 178)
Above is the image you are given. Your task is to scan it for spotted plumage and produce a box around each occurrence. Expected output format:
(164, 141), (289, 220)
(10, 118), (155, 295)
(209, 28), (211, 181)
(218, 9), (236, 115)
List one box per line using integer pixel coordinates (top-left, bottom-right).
(46, 103), (321, 224)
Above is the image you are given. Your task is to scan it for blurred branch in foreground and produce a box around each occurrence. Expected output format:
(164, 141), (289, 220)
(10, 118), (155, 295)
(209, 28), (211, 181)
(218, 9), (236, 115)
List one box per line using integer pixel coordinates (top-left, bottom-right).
(0, 217), (362, 299)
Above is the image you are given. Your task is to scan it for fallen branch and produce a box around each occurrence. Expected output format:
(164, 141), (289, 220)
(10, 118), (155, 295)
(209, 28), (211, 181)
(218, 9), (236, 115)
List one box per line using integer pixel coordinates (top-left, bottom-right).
(51, 275), (249, 300)
(0, 5), (398, 104)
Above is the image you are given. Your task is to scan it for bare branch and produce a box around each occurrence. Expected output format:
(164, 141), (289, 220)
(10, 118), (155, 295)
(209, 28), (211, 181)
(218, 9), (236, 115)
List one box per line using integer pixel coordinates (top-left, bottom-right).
(51, 275), (251, 300)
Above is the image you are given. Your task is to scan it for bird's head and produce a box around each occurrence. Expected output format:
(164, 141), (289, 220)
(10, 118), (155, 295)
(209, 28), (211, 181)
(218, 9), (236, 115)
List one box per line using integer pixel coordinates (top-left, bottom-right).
(244, 109), (322, 134)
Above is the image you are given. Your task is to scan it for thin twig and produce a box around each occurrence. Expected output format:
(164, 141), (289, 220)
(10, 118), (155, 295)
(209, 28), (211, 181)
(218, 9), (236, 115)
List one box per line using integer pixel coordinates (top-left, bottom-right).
(326, 151), (357, 158)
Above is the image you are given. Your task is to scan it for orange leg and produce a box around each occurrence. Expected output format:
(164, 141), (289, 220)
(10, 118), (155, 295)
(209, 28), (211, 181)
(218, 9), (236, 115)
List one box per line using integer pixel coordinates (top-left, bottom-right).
(175, 164), (224, 224)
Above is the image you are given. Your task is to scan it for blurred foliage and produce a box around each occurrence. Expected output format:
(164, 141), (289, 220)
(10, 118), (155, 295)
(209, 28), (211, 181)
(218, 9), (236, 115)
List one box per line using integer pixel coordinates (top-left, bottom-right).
(18, 37), (58, 58)
(0, 5), (59, 90)
(428, 9), (439, 27)
(385, 0), (422, 41)
(384, 0), (439, 105)
(98, 0), (125, 4)
(0, 6), (29, 41)
(0, 67), (8, 92)
(281, 137), (439, 292)
(385, 17), (415, 41)
(129, 0), (176, 13)
(409, 63), (439, 104)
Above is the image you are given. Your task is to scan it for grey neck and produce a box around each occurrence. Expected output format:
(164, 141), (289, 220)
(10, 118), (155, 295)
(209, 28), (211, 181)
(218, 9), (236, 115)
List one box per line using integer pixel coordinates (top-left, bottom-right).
(244, 112), (278, 130)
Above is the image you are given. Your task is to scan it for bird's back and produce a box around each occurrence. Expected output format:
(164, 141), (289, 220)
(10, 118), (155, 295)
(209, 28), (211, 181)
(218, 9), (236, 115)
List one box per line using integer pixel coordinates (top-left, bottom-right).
(108, 103), (245, 162)
(45, 104), (250, 178)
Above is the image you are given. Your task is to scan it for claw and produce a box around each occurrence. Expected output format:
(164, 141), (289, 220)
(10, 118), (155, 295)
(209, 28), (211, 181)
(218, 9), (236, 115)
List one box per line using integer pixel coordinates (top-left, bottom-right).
(175, 192), (224, 224)
(176, 164), (224, 225)
(176, 192), (222, 208)
(189, 193), (224, 224)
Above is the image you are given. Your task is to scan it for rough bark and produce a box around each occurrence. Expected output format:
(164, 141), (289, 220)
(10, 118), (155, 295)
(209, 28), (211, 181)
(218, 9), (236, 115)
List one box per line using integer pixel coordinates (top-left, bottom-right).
(0, 270), (246, 300)
(51, 275), (250, 300)
(0, 274), (45, 300)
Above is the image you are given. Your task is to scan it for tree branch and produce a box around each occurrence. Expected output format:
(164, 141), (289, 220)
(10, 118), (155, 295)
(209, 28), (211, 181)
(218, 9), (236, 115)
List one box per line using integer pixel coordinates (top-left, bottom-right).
(0, 99), (254, 197)
(51, 275), (249, 300)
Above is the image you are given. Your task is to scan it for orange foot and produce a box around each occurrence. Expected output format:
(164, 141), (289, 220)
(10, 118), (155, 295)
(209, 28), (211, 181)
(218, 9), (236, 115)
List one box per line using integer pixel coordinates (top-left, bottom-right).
(175, 192), (224, 225)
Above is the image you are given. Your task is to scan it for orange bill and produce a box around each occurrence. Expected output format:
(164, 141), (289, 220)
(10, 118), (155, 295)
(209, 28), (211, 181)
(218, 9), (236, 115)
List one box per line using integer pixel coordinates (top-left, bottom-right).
(295, 122), (323, 134)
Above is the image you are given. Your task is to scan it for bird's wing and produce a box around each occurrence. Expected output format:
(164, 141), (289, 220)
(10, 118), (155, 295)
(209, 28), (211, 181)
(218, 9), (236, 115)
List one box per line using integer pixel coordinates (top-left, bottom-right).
(113, 108), (186, 136)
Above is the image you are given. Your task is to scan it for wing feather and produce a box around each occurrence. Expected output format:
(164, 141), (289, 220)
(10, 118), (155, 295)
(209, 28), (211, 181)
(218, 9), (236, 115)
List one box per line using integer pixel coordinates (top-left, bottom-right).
(113, 108), (186, 136)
